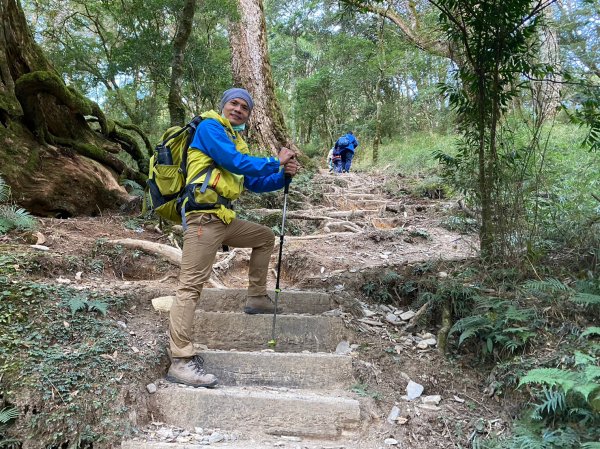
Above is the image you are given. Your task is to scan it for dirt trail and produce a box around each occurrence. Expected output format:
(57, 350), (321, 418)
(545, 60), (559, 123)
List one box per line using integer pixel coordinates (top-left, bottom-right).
(8, 168), (511, 448)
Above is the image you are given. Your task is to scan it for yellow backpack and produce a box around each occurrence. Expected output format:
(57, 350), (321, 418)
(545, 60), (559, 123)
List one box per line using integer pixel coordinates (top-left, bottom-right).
(145, 116), (204, 223)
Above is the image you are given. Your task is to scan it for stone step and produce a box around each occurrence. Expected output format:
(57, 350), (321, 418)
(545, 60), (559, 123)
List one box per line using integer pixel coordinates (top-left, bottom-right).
(199, 288), (333, 314)
(197, 350), (353, 389)
(123, 438), (361, 449)
(194, 312), (350, 353)
(149, 383), (361, 439)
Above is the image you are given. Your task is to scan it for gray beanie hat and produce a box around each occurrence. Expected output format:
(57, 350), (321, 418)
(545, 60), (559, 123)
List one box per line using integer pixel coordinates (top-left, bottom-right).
(219, 88), (254, 113)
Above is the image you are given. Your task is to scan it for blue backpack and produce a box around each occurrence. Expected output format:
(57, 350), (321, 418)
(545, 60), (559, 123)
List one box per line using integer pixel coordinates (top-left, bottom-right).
(336, 135), (350, 149)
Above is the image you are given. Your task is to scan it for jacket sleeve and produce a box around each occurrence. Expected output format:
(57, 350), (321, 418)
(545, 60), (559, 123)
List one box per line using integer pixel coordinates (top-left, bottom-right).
(244, 170), (289, 193)
(190, 119), (280, 176)
(351, 135), (359, 149)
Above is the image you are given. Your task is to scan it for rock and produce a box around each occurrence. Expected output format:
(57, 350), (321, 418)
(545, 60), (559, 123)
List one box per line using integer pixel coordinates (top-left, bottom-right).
(335, 340), (352, 355)
(281, 436), (302, 442)
(30, 244), (50, 251)
(323, 308), (342, 317)
(423, 338), (437, 347)
(208, 432), (224, 443)
(146, 383), (157, 394)
(152, 296), (175, 312)
(156, 428), (174, 440)
(194, 427), (204, 434)
(385, 313), (401, 325)
(416, 341), (429, 350)
(358, 318), (384, 326)
(117, 321), (128, 329)
(453, 395), (465, 403)
(387, 405), (401, 424)
(438, 271), (448, 278)
(421, 332), (435, 339)
(384, 438), (399, 445)
(400, 311), (416, 321)
(406, 380), (424, 400)
(362, 308), (378, 317)
(422, 395), (442, 405)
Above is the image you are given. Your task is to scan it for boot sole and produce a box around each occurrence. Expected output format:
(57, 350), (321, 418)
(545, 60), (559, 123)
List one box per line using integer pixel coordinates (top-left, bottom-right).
(165, 375), (218, 388)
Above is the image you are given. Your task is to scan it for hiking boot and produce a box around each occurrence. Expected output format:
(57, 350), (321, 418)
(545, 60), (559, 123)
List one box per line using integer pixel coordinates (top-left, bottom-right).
(166, 355), (218, 388)
(244, 295), (281, 314)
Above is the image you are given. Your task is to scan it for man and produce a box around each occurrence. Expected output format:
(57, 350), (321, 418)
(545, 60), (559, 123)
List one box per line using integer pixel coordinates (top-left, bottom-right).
(333, 131), (359, 173)
(167, 88), (299, 388)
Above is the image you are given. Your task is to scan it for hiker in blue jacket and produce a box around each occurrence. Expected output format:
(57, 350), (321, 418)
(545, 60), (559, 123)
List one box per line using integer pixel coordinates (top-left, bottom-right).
(167, 88), (299, 388)
(333, 131), (359, 173)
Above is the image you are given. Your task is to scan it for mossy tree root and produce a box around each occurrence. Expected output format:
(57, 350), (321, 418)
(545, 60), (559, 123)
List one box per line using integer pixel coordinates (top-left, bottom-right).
(114, 120), (153, 157)
(51, 137), (147, 187)
(14, 70), (149, 185)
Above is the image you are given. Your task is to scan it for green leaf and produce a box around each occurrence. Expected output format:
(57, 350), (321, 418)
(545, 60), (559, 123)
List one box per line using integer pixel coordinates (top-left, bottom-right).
(87, 301), (108, 316)
(518, 368), (577, 391)
(580, 327), (600, 338)
(67, 298), (87, 316)
(0, 407), (19, 423)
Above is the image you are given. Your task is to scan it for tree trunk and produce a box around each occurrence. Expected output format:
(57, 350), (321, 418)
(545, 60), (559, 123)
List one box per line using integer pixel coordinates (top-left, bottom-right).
(168, 0), (197, 126)
(0, 0), (147, 217)
(532, 5), (562, 123)
(228, 0), (300, 155)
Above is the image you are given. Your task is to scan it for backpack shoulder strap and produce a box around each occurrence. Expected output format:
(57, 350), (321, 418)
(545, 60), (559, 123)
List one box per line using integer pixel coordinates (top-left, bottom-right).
(180, 116), (204, 179)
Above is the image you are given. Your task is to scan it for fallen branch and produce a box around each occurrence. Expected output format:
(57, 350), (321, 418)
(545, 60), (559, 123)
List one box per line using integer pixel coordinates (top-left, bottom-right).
(108, 238), (226, 287)
(108, 238), (181, 265)
(286, 232), (358, 240)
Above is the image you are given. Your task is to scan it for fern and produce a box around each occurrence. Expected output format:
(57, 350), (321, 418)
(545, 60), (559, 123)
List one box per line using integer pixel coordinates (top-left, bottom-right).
(582, 443), (600, 449)
(0, 177), (9, 203)
(120, 179), (145, 197)
(87, 301), (108, 316)
(522, 278), (573, 295)
(580, 327), (600, 339)
(0, 407), (18, 424)
(67, 298), (87, 315)
(519, 368), (578, 391)
(533, 388), (566, 417)
(0, 205), (36, 232)
(570, 292), (600, 307)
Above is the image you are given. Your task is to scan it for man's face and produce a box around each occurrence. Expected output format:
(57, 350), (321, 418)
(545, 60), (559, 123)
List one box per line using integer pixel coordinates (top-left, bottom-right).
(222, 98), (250, 126)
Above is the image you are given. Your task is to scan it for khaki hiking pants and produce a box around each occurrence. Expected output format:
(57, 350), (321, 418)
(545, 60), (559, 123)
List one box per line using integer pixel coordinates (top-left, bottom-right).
(169, 213), (275, 358)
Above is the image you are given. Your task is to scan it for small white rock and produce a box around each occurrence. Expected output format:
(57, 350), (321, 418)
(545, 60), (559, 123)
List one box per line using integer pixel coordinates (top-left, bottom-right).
(30, 244), (50, 251)
(423, 338), (437, 347)
(422, 395), (442, 405)
(335, 340), (352, 355)
(384, 438), (399, 445)
(146, 383), (157, 394)
(400, 311), (416, 321)
(406, 380), (424, 400)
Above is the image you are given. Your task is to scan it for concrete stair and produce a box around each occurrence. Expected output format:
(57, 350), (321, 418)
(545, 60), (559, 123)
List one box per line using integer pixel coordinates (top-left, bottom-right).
(124, 288), (364, 448)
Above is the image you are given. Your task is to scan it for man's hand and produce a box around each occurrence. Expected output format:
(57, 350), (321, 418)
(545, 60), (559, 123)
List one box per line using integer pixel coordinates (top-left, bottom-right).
(284, 158), (300, 177)
(278, 147), (296, 165)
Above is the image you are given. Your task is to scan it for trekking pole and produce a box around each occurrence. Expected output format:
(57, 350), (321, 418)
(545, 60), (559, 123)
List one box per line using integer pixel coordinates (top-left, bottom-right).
(268, 175), (291, 348)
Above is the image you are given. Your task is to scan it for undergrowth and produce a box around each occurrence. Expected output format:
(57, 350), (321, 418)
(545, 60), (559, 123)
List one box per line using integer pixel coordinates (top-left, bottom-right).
(0, 275), (162, 449)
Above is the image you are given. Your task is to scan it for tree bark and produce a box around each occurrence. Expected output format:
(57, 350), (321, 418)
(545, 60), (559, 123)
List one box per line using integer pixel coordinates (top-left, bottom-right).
(532, 5), (562, 122)
(228, 0), (300, 155)
(168, 0), (197, 126)
(0, 0), (147, 217)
